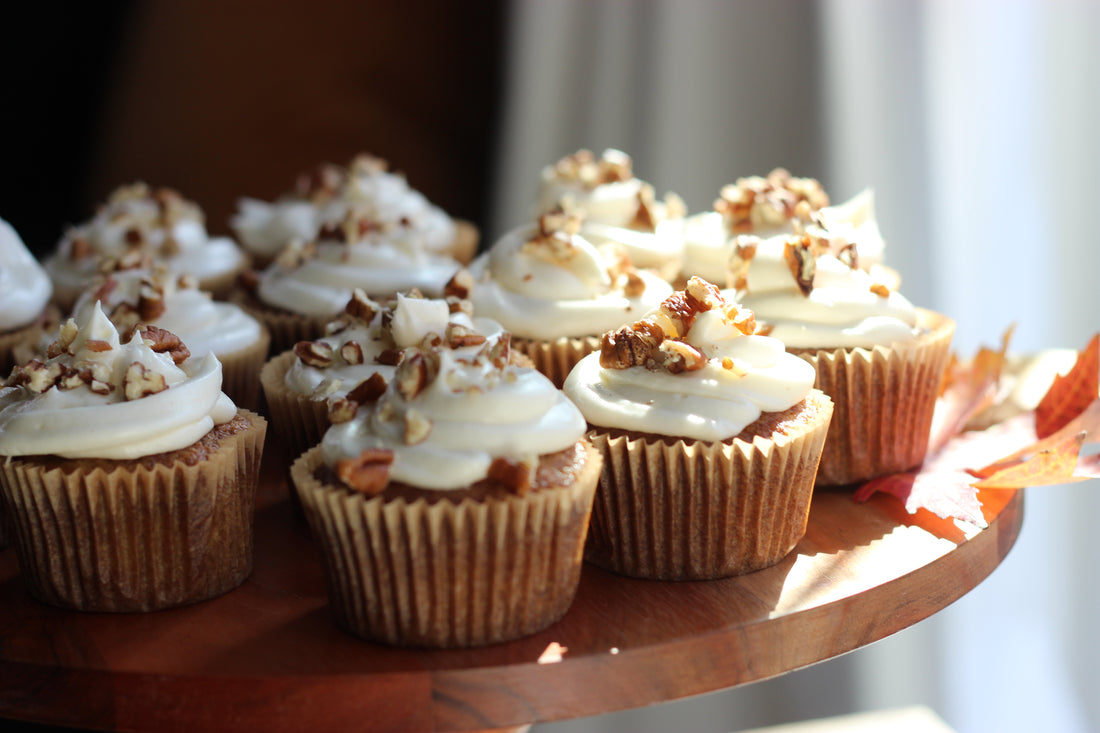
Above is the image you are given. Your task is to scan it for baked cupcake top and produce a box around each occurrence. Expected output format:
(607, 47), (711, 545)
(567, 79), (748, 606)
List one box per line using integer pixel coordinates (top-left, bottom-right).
(283, 289), (506, 400)
(231, 153), (458, 263)
(731, 233), (919, 350)
(0, 303), (235, 459)
(463, 209), (672, 340)
(70, 264), (264, 359)
(0, 216), (52, 331)
(680, 168), (831, 284)
(320, 335), (586, 492)
(45, 183), (246, 306)
(563, 277), (817, 442)
(537, 148), (686, 273)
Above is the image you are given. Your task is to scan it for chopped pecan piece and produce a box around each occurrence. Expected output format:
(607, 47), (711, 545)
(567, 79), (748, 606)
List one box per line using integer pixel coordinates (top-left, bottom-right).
(651, 339), (707, 374)
(375, 348), (404, 366)
(294, 340), (334, 368)
(339, 341), (364, 365)
(621, 270), (646, 297)
(783, 236), (816, 296)
(138, 280), (167, 321)
(327, 397), (359, 424)
(600, 319), (665, 369)
(393, 351), (438, 400)
(728, 235), (760, 291)
(344, 289), (378, 323)
(836, 242), (859, 270)
(85, 339), (113, 353)
(346, 372), (388, 404)
(629, 183), (659, 231)
(7, 360), (63, 393)
(869, 282), (891, 298)
(128, 324), (190, 364)
(335, 448), (394, 496)
(403, 408), (433, 445)
(444, 269), (475, 300)
(446, 323), (487, 349)
(123, 362), (168, 401)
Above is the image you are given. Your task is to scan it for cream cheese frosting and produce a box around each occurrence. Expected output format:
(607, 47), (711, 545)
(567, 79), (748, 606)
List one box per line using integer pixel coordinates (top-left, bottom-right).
(71, 266), (263, 359)
(537, 148), (686, 273)
(563, 278), (817, 442)
(321, 339), (587, 491)
(680, 168), (830, 285)
(44, 183), (246, 306)
(0, 216), (52, 331)
(466, 210), (673, 341)
(733, 233), (918, 349)
(231, 154), (457, 262)
(284, 290), (505, 400)
(0, 303), (236, 459)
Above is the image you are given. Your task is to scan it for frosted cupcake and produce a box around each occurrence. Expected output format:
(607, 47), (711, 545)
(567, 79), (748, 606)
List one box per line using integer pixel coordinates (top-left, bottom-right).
(0, 216), (54, 375)
(261, 289), (508, 462)
(44, 183), (247, 309)
(733, 233), (954, 485)
(537, 148), (686, 278)
(64, 264), (270, 409)
(291, 335), (600, 647)
(564, 277), (833, 580)
(462, 208), (672, 386)
(231, 153), (478, 269)
(0, 304), (267, 611)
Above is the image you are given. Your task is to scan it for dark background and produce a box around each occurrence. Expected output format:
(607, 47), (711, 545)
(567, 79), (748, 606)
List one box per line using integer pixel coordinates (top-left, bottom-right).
(0, 1), (506, 258)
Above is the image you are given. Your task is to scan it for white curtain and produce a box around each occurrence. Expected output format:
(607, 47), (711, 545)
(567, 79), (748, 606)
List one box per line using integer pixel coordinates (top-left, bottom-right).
(493, 2), (1100, 731)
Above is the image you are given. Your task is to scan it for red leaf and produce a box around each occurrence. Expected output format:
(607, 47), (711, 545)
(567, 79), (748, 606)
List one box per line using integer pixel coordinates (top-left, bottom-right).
(854, 469), (988, 528)
(1035, 334), (1099, 439)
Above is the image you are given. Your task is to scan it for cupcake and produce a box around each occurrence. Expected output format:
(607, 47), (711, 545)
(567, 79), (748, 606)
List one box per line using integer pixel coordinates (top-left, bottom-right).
(563, 277), (833, 580)
(0, 303), (267, 611)
(291, 334), (600, 648)
(261, 288), (508, 463)
(537, 148), (686, 279)
(0, 216), (54, 375)
(44, 183), (248, 309)
(63, 264), (270, 409)
(733, 233), (954, 485)
(462, 208), (672, 387)
(231, 153), (478, 269)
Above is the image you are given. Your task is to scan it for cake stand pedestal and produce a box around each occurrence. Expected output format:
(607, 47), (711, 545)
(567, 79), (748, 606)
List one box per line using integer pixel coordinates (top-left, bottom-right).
(0, 445), (1022, 733)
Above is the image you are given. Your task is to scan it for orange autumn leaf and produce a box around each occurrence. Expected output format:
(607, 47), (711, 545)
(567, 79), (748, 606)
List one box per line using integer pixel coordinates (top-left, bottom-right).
(1035, 333), (1099, 439)
(928, 325), (1013, 453)
(972, 399), (1100, 477)
(971, 431), (1089, 489)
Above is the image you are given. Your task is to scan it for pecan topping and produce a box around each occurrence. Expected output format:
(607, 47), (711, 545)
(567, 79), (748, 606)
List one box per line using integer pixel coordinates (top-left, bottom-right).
(346, 372), (388, 404)
(836, 242), (859, 270)
(128, 324), (190, 364)
(728, 235), (760, 291)
(48, 319), (80, 358)
(393, 351), (438, 401)
(344, 289), (378, 323)
(446, 323), (487, 349)
(600, 319), (665, 369)
(621, 270), (646, 297)
(522, 208), (584, 265)
(403, 408), (433, 445)
(487, 456), (536, 496)
(869, 282), (891, 298)
(375, 348), (404, 366)
(294, 340), (334, 368)
(327, 397), (359, 424)
(7, 360), (63, 393)
(551, 148), (632, 188)
(715, 168), (828, 232)
(123, 362), (168, 401)
(628, 183), (659, 231)
(85, 339), (113, 353)
(654, 340), (707, 374)
(138, 279), (167, 321)
(783, 236), (817, 296)
(444, 269), (475, 300)
(339, 341), (365, 365)
(335, 448), (394, 496)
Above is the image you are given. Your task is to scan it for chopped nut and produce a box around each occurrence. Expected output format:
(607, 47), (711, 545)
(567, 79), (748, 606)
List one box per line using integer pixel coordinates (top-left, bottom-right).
(49, 319), (80, 357)
(621, 270), (646, 297)
(393, 351), (438, 401)
(403, 408), (432, 445)
(721, 357), (748, 377)
(123, 361), (168, 400)
(487, 456), (536, 496)
(446, 323), (487, 349)
(344, 289), (378, 323)
(294, 340), (334, 368)
(128, 324), (190, 364)
(783, 236), (816, 296)
(375, 348), (404, 366)
(7, 360), (63, 393)
(420, 332), (444, 350)
(836, 242), (859, 270)
(487, 333), (512, 368)
(346, 372), (388, 404)
(445, 296), (473, 316)
(85, 339), (113, 353)
(869, 282), (891, 298)
(327, 397), (359, 424)
(728, 235), (760, 291)
(652, 339), (707, 374)
(600, 319), (664, 369)
(339, 341), (365, 365)
(628, 183), (659, 231)
(726, 304), (757, 336)
(334, 448), (394, 496)
(444, 269), (475, 300)
(138, 280), (166, 321)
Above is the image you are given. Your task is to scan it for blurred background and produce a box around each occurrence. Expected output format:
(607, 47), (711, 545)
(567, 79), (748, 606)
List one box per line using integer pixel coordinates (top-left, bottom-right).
(2, 1), (1098, 731)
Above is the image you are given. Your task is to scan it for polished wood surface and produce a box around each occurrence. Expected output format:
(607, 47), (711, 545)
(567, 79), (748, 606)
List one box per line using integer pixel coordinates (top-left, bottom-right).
(0, 445), (1022, 733)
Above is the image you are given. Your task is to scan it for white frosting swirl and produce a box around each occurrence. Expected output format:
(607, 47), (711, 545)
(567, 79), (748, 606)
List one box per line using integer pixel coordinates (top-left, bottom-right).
(0, 217), (52, 331)
(321, 348), (586, 490)
(563, 308), (817, 442)
(71, 268), (263, 358)
(735, 234), (918, 349)
(231, 155), (457, 261)
(284, 292), (505, 399)
(0, 304), (236, 459)
(468, 223), (672, 340)
(44, 184), (245, 305)
(255, 235), (461, 317)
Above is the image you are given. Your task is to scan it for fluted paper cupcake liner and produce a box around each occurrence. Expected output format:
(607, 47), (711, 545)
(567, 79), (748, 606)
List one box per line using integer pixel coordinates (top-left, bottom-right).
(585, 392), (833, 580)
(260, 350), (331, 470)
(512, 334), (602, 389)
(0, 410), (267, 612)
(218, 324), (271, 411)
(796, 309), (955, 486)
(229, 291), (333, 358)
(291, 443), (601, 648)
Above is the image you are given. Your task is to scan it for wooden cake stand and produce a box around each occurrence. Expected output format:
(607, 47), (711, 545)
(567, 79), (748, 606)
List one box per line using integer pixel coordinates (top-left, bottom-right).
(0, 446), (1023, 733)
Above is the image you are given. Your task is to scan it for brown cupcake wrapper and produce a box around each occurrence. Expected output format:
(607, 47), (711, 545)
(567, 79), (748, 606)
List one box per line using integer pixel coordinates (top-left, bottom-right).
(512, 334), (602, 389)
(260, 350), (331, 466)
(217, 324), (272, 411)
(228, 290), (333, 358)
(585, 394), (833, 580)
(0, 410), (267, 612)
(291, 443), (601, 648)
(796, 309), (955, 486)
